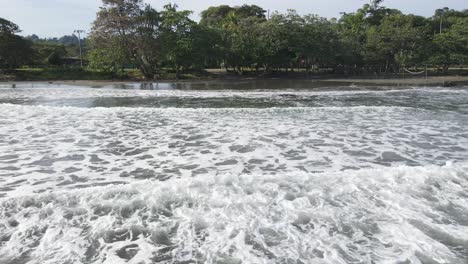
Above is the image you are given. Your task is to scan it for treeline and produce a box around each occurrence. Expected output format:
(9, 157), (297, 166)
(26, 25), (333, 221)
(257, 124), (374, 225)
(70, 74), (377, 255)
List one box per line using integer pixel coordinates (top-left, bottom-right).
(88, 0), (468, 78)
(25, 34), (87, 66)
(0, 18), (35, 68)
(1, 0), (468, 80)
(0, 22), (86, 68)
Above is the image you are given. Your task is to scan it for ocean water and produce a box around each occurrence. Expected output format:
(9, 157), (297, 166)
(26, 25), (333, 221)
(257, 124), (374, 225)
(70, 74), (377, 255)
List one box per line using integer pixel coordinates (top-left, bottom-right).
(0, 82), (467, 264)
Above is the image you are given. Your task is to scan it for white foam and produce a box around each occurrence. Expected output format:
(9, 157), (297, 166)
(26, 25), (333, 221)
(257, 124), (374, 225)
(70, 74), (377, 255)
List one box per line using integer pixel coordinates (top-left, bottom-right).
(1, 103), (466, 199)
(1, 164), (467, 263)
(0, 86), (467, 101)
(1, 85), (467, 263)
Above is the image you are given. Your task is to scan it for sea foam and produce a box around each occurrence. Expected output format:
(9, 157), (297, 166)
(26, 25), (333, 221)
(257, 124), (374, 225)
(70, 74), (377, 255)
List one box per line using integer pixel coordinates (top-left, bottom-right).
(1, 103), (467, 198)
(1, 85), (467, 263)
(1, 164), (467, 263)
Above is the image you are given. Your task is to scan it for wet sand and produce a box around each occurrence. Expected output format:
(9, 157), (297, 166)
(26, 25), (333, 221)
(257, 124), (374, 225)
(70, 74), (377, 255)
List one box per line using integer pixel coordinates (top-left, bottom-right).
(323, 75), (468, 85)
(1, 75), (468, 88)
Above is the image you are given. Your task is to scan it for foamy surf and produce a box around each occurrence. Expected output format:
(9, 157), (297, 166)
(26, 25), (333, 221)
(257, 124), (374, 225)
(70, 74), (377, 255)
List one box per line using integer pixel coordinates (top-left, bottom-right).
(1, 103), (467, 199)
(1, 84), (467, 263)
(1, 164), (467, 264)
(1, 86), (468, 112)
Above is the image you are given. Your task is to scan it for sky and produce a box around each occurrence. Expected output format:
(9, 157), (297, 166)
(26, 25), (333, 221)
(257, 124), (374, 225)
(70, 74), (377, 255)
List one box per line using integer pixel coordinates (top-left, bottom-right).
(0, 0), (466, 38)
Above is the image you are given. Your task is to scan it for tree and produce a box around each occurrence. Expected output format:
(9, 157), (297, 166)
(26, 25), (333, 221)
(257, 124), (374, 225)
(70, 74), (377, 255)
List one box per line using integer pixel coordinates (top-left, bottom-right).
(200, 5), (266, 28)
(365, 14), (431, 72)
(159, 4), (197, 77)
(430, 17), (468, 71)
(300, 15), (341, 72)
(255, 13), (289, 72)
(87, 37), (127, 76)
(0, 18), (20, 35)
(30, 42), (67, 66)
(190, 25), (222, 69)
(225, 16), (264, 72)
(47, 51), (62, 66)
(199, 5), (268, 73)
(200, 5), (235, 28)
(90, 0), (161, 79)
(4, 3), (468, 77)
(26, 34), (86, 60)
(236, 5), (266, 19)
(0, 18), (34, 69)
(431, 8), (468, 34)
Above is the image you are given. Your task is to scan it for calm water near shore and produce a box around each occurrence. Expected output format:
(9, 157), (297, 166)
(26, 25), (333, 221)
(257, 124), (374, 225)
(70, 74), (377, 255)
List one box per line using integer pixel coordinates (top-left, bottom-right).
(0, 81), (467, 263)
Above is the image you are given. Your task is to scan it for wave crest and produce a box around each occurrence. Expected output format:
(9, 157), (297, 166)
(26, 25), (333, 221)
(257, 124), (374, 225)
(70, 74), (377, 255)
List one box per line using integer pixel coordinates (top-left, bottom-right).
(1, 163), (467, 263)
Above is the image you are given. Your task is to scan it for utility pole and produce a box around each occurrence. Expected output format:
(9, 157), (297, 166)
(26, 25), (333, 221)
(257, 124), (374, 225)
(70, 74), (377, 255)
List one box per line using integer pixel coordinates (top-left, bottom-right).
(74, 30), (85, 67)
(439, 10), (444, 34)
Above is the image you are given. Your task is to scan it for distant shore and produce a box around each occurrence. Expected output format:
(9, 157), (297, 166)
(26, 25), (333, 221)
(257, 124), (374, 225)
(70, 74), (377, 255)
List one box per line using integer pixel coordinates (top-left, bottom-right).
(2, 75), (468, 88)
(2, 67), (468, 87)
(322, 76), (468, 86)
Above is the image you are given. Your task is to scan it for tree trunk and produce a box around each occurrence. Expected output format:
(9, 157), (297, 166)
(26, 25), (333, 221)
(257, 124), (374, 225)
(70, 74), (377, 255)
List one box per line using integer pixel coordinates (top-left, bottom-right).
(139, 65), (154, 80)
(175, 66), (181, 80)
(443, 64), (449, 74)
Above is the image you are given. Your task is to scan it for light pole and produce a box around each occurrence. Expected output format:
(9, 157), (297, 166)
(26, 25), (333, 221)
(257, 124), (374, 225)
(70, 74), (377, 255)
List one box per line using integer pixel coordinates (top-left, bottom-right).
(74, 30), (85, 67)
(439, 10), (444, 34)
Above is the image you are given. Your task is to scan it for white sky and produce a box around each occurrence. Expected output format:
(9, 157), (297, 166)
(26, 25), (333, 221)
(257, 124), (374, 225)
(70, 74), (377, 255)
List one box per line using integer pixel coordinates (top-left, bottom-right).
(0, 0), (466, 37)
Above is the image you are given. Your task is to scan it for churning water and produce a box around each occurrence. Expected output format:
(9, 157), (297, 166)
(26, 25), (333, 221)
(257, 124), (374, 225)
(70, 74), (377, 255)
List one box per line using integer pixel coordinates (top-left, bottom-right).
(0, 82), (467, 264)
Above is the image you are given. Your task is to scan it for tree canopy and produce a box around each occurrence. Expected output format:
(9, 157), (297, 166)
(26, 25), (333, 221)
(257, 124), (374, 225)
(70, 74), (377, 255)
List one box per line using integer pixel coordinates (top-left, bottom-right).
(0, 18), (34, 69)
(1, 1), (468, 79)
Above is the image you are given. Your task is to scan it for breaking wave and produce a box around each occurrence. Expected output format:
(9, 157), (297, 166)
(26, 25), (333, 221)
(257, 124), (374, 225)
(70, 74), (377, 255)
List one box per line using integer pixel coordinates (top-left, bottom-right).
(1, 164), (468, 264)
(1, 84), (468, 263)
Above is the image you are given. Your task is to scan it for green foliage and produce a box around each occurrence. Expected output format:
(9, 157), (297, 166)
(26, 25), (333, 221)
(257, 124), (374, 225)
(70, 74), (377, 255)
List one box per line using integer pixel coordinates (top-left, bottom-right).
(365, 14), (431, 67)
(27, 35), (86, 59)
(0, 17), (20, 34)
(200, 5), (266, 28)
(87, 46), (126, 74)
(4, 1), (468, 77)
(159, 4), (197, 74)
(430, 17), (468, 71)
(200, 5), (234, 28)
(90, 0), (161, 79)
(47, 51), (62, 65)
(29, 42), (68, 67)
(0, 18), (34, 69)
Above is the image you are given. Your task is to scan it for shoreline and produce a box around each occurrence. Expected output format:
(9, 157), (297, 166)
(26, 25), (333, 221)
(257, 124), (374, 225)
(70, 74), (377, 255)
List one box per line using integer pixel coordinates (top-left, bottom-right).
(323, 76), (468, 85)
(1, 75), (468, 88)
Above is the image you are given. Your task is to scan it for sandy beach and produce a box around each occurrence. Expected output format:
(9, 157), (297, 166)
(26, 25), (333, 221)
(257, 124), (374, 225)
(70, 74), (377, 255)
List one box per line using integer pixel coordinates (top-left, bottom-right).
(2, 75), (468, 88)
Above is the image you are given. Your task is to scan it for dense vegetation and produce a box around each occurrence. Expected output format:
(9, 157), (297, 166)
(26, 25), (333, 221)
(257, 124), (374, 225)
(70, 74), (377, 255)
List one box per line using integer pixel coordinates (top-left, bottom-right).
(0, 21), (85, 69)
(1, 0), (467, 80)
